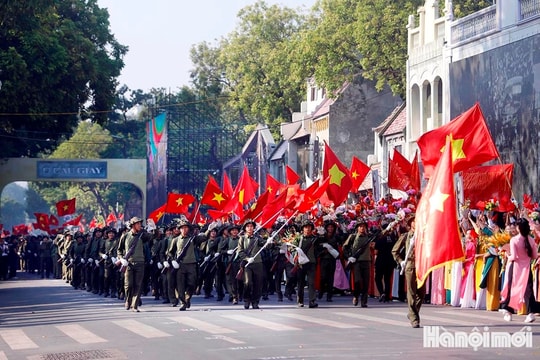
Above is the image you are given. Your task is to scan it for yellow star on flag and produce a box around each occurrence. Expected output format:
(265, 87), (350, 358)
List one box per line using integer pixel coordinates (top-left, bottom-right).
(63, 205), (69, 211)
(429, 186), (449, 213)
(267, 186), (273, 193)
(328, 164), (346, 186)
(351, 170), (359, 179)
(157, 211), (164, 219)
(212, 192), (225, 205)
(175, 197), (184, 207)
(441, 135), (465, 162)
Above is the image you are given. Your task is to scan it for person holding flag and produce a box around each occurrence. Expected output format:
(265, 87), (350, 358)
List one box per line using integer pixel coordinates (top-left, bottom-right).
(392, 215), (423, 328)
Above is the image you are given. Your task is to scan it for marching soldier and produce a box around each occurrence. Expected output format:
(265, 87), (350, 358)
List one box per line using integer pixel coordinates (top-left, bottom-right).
(292, 220), (320, 308)
(159, 225), (176, 304)
(200, 226), (221, 299)
(167, 219), (208, 311)
(117, 217), (154, 312)
(220, 224), (243, 304)
(237, 219), (272, 309)
(100, 228), (119, 298)
(59, 230), (74, 283)
(343, 220), (375, 307)
(70, 232), (86, 289)
(318, 220), (341, 302)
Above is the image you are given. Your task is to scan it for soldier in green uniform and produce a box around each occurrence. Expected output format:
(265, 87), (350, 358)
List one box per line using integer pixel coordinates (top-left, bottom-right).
(343, 221), (374, 307)
(117, 217), (154, 312)
(392, 215), (424, 328)
(220, 224), (243, 304)
(292, 220), (320, 308)
(70, 232), (86, 289)
(100, 228), (119, 298)
(318, 220), (341, 302)
(159, 225), (176, 304)
(59, 230), (74, 283)
(238, 219), (273, 309)
(167, 219), (208, 311)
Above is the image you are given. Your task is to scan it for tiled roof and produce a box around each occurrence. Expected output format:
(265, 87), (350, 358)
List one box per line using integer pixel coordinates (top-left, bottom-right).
(373, 103), (406, 135)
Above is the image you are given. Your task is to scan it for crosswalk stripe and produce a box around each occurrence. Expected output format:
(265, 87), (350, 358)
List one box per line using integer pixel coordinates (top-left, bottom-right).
(333, 312), (410, 327)
(275, 313), (363, 329)
(0, 351), (8, 360)
(434, 310), (501, 321)
(170, 316), (237, 334)
(0, 329), (39, 350)
(56, 324), (107, 344)
(221, 314), (301, 331)
(386, 311), (480, 326)
(112, 319), (173, 338)
(387, 311), (479, 326)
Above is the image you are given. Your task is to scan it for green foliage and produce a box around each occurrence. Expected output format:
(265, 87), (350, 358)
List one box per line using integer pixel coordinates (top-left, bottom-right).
(0, 0), (127, 157)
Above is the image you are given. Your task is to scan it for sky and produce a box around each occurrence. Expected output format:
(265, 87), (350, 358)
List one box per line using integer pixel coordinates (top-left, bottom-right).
(98, 0), (316, 92)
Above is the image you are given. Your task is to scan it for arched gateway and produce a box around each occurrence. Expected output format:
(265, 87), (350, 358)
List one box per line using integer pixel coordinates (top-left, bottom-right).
(0, 158), (147, 222)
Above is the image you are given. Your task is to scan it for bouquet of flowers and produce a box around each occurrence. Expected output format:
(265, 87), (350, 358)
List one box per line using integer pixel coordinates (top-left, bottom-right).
(484, 199), (499, 211)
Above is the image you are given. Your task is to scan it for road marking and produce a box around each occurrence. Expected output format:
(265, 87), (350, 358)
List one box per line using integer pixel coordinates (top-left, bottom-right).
(56, 324), (107, 344)
(112, 319), (173, 338)
(0, 329), (39, 350)
(434, 310), (501, 321)
(274, 313), (364, 329)
(206, 335), (245, 344)
(386, 311), (480, 326)
(333, 312), (410, 327)
(221, 314), (300, 331)
(0, 351), (8, 360)
(170, 316), (237, 334)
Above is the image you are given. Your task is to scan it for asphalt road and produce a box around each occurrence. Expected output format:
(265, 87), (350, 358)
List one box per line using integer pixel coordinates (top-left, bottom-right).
(1, 272), (539, 360)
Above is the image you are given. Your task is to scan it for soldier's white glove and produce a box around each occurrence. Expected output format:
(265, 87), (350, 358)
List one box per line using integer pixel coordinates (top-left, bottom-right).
(322, 243), (330, 249)
(111, 257), (117, 263)
(400, 261), (406, 269)
(80, 258), (86, 264)
(157, 262), (163, 270)
(70, 258), (74, 264)
(149, 259), (153, 265)
(88, 257), (93, 263)
(61, 254), (65, 259)
(101, 254), (107, 260)
(163, 261), (170, 268)
(213, 253), (220, 258)
(246, 257), (255, 264)
(204, 255), (211, 262)
(316, 226), (325, 235)
(34, 253), (37, 257)
(227, 249), (235, 255)
(146, 219), (156, 232)
(348, 257), (356, 263)
(172, 260), (180, 269)
(329, 248), (340, 259)
(95, 259), (100, 266)
(120, 258), (128, 267)
(279, 248), (286, 254)
(266, 238), (274, 245)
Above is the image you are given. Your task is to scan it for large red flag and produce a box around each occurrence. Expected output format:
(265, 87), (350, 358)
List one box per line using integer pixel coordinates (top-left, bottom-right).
(349, 156), (370, 191)
(323, 141), (352, 206)
(148, 203), (167, 224)
(222, 172), (234, 199)
(12, 224), (29, 236)
(56, 198), (76, 216)
(409, 151), (421, 192)
(105, 213), (117, 226)
(417, 102), (499, 177)
(49, 214), (59, 227)
(266, 173), (284, 195)
(296, 177), (330, 212)
(462, 164), (514, 212)
(88, 217), (97, 230)
(201, 175), (229, 210)
(34, 213), (50, 231)
(165, 193), (195, 214)
(415, 139), (464, 287)
(285, 165), (300, 185)
(387, 152), (411, 192)
(233, 165), (256, 206)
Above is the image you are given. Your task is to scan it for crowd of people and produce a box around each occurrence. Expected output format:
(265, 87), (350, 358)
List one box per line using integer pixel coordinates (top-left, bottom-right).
(1, 192), (540, 327)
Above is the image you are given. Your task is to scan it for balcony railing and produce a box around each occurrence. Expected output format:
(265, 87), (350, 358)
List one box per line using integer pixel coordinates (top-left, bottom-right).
(451, 5), (497, 45)
(520, 0), (540, 20)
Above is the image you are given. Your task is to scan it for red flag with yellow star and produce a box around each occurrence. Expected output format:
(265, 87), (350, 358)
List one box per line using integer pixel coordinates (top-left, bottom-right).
(56, 198), (76, 216)
(201, 175), (229, 210)
(34, 213), (50, 232)
(387, 150), (412, 192)
(349, 156), (370, 191)
(165, 193), (195, 214)
(416, 102), (498, 178)
(285, 165), (300, 185)
(148, 203), (166, 224)
(265, 173), (284, 195)
(415, 138), (464, 287)
(322, 141), (352, 206)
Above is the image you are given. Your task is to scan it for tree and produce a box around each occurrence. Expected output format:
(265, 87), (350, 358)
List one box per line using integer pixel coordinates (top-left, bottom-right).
(0, 0), (127, 157)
